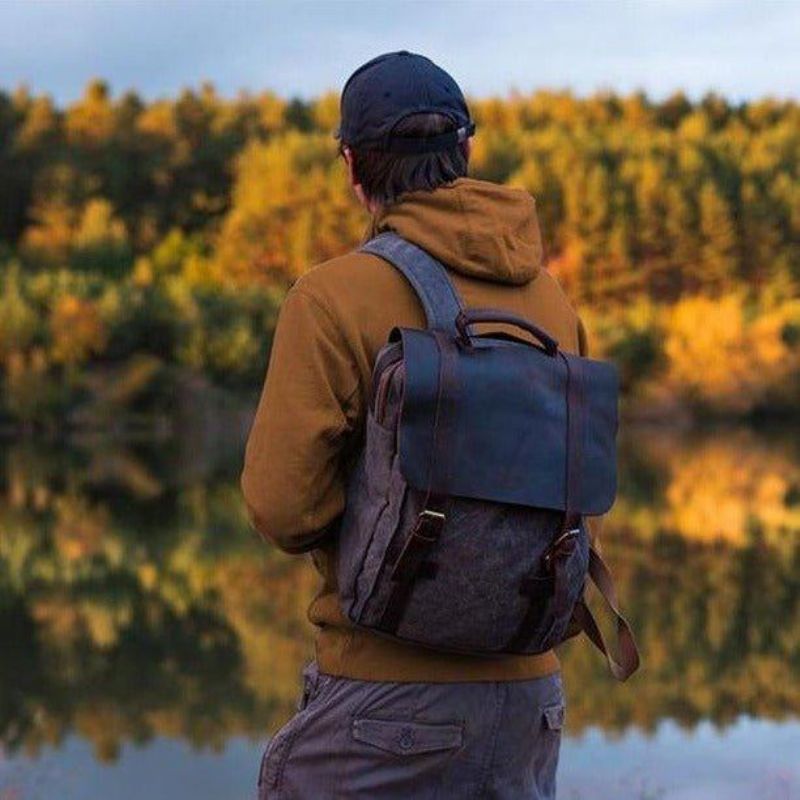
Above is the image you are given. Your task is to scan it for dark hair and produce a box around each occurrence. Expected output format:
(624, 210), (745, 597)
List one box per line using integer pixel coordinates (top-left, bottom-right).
(341, 112), (469, 207)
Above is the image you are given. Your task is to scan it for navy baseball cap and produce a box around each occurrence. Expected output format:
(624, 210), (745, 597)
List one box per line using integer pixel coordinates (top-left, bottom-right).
(334, 50), (476, 154)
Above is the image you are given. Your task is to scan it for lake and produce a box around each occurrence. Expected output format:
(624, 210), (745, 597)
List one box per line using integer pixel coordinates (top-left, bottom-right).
(1, 424), (799, 799)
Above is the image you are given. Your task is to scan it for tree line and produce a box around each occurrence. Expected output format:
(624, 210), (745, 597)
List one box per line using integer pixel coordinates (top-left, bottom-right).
(0, 81), (798, 427)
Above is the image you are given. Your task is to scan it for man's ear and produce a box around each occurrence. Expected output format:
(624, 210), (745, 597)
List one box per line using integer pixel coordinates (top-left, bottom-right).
(342, 145), (371, 211)
(342, 146), (358, 185)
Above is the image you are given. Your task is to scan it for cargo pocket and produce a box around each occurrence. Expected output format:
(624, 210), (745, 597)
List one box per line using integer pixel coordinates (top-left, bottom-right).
(543, 703), (565, 732)
(351, 718), (463, 757)
(535, 701), (565, 795)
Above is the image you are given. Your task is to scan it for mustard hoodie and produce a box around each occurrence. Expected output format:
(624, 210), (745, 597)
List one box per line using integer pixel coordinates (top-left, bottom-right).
(241, 177), (591, 682)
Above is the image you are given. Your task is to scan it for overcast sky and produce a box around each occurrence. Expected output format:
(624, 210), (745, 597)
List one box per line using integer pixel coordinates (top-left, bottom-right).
(0, 0), (798, 104)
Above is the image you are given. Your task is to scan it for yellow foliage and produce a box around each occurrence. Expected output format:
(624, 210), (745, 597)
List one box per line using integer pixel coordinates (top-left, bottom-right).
(4, 347), (52, 421)
(0, 267), (38, 362)
(664, 293), (797, 414)
(312, 91), (340, 134)
(214, 132), (366, 283)
(73, 199), (128, 251)
(21, 199), (76, 263)
(257, 91), (287, 133)
(53, 494), (110, 561)
(50, 295), (107, 365)
(664, 433), (800, 546)
(21, 197), (129, 268)
(136, 98), (178, 140)
(65, 80), (116, 147)
(547, 240), (586, 296)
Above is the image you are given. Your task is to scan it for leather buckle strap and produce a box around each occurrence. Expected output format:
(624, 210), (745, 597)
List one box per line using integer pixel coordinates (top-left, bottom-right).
(505, 522), (579, 653)
(507, 349), (586, 653)
(573, 545), (640, 681)
(377, 326), (455, 635)
(390, 508), (446, 583)
(377, 502), (447, 633)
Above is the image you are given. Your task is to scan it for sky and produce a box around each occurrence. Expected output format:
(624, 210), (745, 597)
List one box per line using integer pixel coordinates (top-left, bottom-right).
(0, 0), (798, 105)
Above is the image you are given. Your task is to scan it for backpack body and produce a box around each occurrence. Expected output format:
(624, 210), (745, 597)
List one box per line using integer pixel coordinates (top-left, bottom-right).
(337, 233), (638, 676)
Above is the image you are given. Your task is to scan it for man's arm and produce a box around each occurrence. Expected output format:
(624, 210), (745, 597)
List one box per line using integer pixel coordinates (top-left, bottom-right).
(241, 284), (361, 554)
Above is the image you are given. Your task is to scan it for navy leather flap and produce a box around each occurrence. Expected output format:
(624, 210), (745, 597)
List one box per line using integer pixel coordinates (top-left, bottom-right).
(396, 328), (618, 515)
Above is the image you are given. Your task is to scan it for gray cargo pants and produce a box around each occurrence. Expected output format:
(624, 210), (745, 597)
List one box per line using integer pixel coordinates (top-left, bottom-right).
(257, 661), (565, 799)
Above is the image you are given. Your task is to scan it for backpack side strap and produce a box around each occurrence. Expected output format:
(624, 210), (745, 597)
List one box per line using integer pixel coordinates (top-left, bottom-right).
(360, 232), (464, 334)
(377, 329), (458, 634)
(572, 545), (641, 681)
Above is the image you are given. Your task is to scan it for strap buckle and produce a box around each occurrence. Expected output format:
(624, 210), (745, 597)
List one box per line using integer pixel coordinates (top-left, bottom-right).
(414, 508), (446, 542)
(542, 527), (580, 573)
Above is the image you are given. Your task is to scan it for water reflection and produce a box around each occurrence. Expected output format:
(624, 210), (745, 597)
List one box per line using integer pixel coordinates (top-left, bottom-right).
(1, 426), (799, 767)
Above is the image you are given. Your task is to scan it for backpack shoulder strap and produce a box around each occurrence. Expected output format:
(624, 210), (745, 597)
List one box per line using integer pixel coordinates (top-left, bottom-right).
(360, 231), (464, 333)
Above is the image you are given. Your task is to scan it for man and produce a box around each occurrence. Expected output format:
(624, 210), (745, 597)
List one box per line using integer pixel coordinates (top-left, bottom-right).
(242, 51), (593, 799)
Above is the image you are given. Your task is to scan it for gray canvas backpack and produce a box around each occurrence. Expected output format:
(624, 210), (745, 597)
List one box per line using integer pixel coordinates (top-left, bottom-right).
(337, 232), (640, 681)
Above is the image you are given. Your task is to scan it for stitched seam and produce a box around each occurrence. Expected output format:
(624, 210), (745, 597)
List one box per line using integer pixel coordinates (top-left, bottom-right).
(351, 456), (395, 617)
(359, 473), (413, 623)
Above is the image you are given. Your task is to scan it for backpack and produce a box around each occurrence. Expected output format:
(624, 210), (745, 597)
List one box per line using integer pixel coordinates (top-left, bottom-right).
(337, 232), (640, 681)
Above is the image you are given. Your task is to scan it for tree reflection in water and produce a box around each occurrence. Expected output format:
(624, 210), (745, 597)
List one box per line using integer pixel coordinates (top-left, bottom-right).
(1, 427), (799, 763)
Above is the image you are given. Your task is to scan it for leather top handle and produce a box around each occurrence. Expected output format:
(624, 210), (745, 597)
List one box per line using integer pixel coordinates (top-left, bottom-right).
(455, 308), (559, 357)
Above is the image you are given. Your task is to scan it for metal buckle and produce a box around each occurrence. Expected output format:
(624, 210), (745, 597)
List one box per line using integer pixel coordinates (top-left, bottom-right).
(552, 528), (580, 548)
(414, 508), (446, 541)
(543, 527), (580, 572)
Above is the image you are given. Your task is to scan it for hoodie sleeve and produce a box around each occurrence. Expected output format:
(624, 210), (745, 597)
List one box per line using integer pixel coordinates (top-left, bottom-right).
(241, 285), (361, 554)
(577, 315), (604, 552)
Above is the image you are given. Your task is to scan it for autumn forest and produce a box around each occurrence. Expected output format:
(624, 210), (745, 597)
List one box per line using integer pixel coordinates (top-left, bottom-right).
(1, 81), (799, 430)
(1, 78), (800, 797)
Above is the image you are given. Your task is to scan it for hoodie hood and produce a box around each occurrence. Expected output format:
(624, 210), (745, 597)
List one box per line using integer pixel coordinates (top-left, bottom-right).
(365, 177), (543, 285)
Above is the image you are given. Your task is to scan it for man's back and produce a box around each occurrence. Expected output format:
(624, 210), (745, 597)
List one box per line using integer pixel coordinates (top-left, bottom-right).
(241, 50), (617, 799)
(242, 176), (589, 683)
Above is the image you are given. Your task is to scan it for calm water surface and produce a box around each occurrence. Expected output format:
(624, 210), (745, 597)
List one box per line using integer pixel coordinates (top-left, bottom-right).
(1, 426), (799, 799)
